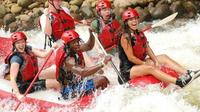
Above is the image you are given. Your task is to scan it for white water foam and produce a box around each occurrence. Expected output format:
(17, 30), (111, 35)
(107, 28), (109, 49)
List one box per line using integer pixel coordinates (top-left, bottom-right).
(0, 16), (200, 111)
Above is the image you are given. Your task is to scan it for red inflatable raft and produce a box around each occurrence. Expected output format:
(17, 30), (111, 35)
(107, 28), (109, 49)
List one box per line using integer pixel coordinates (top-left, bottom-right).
(0, 36), (180, 111)
(129, 66), (179, 87)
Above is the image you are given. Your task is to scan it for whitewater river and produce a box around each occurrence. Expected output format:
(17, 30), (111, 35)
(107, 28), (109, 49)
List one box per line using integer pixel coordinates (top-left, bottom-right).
(0, 16), (200, 112)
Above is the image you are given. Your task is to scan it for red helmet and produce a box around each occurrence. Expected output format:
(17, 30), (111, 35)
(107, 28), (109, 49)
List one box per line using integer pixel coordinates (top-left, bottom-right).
(122, 8), (139, 22)
(61, 30), (80, 45)
(11, 31), (27, 44)
(96, 0), (111, 12)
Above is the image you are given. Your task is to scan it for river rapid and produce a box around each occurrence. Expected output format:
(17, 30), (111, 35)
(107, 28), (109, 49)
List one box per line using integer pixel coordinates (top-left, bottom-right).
(0, 16), (200, 112)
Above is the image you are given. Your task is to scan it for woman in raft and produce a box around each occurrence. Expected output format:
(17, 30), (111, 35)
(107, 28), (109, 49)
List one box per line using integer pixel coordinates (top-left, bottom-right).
(118, 8), (199, 87)
(5, 32), (60, 100)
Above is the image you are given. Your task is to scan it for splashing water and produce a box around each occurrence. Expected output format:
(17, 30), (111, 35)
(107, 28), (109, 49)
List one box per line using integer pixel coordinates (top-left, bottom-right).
(84, 85), (199, 112)
(0, 16), (200, 111)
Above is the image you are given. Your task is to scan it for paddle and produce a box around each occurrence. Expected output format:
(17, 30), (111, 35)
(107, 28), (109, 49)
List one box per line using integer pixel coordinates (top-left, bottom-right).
(141, 12), (178, 32)
(88, 12), (179, 84)
(14, 50), (54, 111)
(92, 32), (126, 84)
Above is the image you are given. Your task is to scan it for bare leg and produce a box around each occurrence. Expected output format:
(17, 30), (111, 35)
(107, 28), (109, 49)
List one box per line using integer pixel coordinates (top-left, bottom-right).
(46, 79), (60, 90)
(130, 65), (176, 84)
(156, 54), (187, 74)
(39, 65), (56, 79)
(93, 76), (109, 89)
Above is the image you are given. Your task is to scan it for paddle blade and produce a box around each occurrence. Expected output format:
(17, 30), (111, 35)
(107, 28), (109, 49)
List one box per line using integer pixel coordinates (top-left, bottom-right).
(151, 12), (178, 28)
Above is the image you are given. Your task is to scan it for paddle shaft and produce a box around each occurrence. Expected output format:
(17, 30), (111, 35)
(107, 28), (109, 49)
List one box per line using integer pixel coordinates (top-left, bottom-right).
(14, 50), (54, 111)
(93, 33), (125, 84)
(75, 19), (91, 26)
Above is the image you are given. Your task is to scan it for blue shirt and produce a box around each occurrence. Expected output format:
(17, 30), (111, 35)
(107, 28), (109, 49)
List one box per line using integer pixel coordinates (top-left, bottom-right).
(10, 45), (32, 66)
(10, 55), (23, 65)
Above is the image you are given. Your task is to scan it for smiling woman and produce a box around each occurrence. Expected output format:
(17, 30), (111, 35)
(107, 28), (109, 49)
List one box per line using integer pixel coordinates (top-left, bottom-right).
(9, 32), (26, 53)
(118, 8), (199, 87)
(4, 31), (60, 100)
(1, 18), (200, 111)
(14, 40), (26, 52)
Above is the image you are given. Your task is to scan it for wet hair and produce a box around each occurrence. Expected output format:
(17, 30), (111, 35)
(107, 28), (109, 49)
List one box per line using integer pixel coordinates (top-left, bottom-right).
(64, 45), (79, 65)
(64, 45), (71, 56)
(123, 20), (139, 45)
(123, 21), (132, 45)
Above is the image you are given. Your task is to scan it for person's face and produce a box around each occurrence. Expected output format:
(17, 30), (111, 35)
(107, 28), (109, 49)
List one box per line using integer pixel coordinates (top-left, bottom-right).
(50, 0), (62, 10)
(99, 8), (111, 21)
(127, 17), (139, 31)
(14, 39), (26, 53)
(68, 39), (81, 51)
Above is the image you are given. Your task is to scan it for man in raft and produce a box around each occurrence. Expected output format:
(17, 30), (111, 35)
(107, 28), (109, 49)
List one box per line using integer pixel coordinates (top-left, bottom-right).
(90, 0), (122, 53)
(41, 0), (75, 48)
(40, 0), (88, 48)
(39, 0), (90, 79)
(55, 29), (111, 99)
(5, 32), (60, 100)
(118, 8), (199, 87)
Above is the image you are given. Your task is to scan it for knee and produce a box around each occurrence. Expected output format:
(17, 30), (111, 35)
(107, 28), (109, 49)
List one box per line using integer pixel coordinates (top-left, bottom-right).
(159, 54), (169, 59)
(144, 65), (155, 72)
(46, 79), (60, 90)
(95, 76), (110, 90)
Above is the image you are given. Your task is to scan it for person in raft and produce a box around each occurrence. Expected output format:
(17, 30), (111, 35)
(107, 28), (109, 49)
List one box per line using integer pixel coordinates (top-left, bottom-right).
(55, 29), (111, 99)
(41, 0), (75, 47)
(118, 8), (199, 87)
(5, 32), (60, 100)
(40, 0), (88, 48)
(39, 0), (88, 79)
(90, 0), (122, 53)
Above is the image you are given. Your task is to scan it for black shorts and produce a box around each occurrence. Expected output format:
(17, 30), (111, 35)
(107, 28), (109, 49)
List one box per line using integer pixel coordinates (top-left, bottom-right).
(18, 79), (46, 94)
(118, 70), (130, 85)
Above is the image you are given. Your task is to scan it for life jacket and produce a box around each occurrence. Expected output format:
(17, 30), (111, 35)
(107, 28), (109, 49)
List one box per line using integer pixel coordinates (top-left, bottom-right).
(97, 18), (121, 51)
(5, 47), (38, 82)
(55, 46), (85, 86)
(131, 31), (147, 60)
(118, 31), (147, 84)
(49, 9), (75, 41)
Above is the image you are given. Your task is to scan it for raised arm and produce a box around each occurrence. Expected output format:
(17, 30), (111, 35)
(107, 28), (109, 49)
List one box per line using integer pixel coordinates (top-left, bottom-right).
(43, 14), (52, 36)
(80, 28), (95, 51)
(40, 8), (52, 36)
